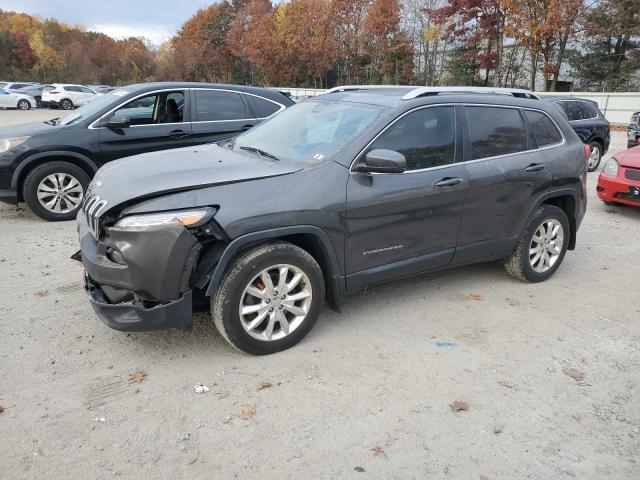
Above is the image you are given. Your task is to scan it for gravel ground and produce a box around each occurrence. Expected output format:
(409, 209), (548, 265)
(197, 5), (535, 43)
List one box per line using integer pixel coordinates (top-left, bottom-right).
(1, 109), (639, 479)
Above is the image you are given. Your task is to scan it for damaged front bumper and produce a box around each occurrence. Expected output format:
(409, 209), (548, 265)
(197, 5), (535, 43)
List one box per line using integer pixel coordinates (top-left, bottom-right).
(76, 211), (201, 331)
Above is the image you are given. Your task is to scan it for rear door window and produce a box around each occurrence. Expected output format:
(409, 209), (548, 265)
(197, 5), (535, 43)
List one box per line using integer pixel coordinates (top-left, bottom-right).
(195, 90), (249, 121)
(524, 110), (563, 147)
(245, 95), (281, 118)
(465, 106), (528, 160)
(368, 106), (456, 170)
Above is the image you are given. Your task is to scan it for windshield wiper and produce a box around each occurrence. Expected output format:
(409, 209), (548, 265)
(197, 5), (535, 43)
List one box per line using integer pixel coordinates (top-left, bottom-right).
(239, 146), (280, 161)
(44, 117), (60, 126)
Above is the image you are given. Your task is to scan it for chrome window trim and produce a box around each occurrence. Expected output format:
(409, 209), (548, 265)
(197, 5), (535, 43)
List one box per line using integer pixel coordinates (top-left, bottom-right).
(88, 87), (286, 130)
(190, 87), (286, 121)
(350, 103), (566, 175)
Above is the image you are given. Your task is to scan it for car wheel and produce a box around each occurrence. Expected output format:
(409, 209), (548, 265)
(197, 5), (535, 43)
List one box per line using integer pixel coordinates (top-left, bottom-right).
(211, 242), (325, 355)
(504, 205), (570, 283)
(17, 99), (30, 110)
(587, 141), (602, 171)
(23, 162), (90, 221)
(61, 98), (74, 110)
(34, 96), (42, 108)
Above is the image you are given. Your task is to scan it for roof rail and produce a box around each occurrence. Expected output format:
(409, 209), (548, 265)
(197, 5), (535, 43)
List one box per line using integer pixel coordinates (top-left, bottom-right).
(401, 86), (540, 100)
(323, 85), (409, 94)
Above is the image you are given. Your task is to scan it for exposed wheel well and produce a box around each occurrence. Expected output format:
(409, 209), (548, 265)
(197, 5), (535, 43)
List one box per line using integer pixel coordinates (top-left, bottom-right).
(543, 195), (576, 250)
(16, 156), (96, 202)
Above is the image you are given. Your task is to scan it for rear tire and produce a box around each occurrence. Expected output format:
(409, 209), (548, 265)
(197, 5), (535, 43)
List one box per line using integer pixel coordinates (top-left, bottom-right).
(211, 242), (325, 355)
(587, 141), (602, 172)
(60, 98), (74, 110)
(504, 205), (570, 283)
(23, 161), (90, 221)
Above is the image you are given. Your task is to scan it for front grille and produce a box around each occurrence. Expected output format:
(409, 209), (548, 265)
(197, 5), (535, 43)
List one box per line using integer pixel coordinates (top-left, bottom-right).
(624, 168), (640, 182)
(82, 194), (108, 238)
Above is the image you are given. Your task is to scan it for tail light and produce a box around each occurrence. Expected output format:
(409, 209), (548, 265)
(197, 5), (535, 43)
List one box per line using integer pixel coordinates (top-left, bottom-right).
(584, 144), (591, 159)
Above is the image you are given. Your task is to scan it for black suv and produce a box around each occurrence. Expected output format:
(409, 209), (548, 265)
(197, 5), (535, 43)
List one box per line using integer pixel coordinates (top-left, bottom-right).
(628, 111), (639, 148)
(76, 86), (588, 355)
(544, 96), (610, 171)
(0, 82), (293, 221)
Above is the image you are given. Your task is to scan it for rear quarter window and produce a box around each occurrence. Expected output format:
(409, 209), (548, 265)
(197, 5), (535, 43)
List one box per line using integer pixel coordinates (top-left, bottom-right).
(246, 95), (281, 118)
(465, 106), (528, 160)
(525, 110), (563, 147)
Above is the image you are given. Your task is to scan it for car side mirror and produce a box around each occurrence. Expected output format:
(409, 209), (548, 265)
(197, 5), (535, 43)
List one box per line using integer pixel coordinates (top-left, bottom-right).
(107, 115), (130, 129)
(355, 149), (407, 173)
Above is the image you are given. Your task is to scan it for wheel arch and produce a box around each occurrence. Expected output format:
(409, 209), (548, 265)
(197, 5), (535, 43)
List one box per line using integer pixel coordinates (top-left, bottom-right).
(542, 193), (577, 250)
(13, 151), (98, 202)
(204, 226), (344, 312)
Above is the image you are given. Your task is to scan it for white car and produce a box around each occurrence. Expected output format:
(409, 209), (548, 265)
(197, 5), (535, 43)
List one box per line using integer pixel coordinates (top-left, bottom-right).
(41, 84), (98, 110)
(0, 88), (36, 110)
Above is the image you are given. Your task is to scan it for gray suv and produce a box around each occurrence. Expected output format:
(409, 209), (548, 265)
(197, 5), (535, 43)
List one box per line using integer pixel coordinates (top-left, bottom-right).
(76, 86), (588, 354)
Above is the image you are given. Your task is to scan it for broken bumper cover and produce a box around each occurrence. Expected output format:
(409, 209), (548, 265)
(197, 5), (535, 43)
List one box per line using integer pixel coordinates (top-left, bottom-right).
(77, 211), (199, 331)
(84, 273), (193, 331)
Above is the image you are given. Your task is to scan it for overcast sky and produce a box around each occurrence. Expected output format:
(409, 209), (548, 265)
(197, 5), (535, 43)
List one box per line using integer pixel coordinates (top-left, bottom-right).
(3, 0), (215, 45)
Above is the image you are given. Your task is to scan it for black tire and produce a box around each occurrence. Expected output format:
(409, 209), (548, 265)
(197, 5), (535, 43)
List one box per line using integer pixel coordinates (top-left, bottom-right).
(23, 161), (90, 221)
(504, 205), (570, 283)
(60, 98), (74, 110)
(17, 99), (30, 110)
(587, 140), (603, 172)
(211, 242), (325, 355)
(34, 96), (42, 108)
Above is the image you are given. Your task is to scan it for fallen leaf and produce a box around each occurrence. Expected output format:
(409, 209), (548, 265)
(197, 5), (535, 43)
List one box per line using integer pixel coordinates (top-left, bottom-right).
(129, 370), (147, 384)
(467, 293), (483, 301)
(450, 400), (469, 412)
(214, 391), (230, 400)
(354, 466), (365, 472)
(505, 297), (520, 306)
(370, 446), (386, 457)
(480, 475), (490, 480)
(256, 381), (272, 391)
(497, 380), (514, 389)
(133, 388), (141, 395)
(240, 404), (256, 420)
(0, 404), (4, 414)
(563, 367), (585, 382)
(572, 414), (583, 424)
(34, 290), (49, 297)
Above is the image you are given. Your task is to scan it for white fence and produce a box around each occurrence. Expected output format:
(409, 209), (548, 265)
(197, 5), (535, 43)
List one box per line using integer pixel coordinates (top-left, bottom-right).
(276, 87), (639, 125)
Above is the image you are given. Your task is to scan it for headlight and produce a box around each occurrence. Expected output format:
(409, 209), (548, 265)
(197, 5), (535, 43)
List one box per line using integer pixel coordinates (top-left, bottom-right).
(602, 158), (619, 176)
(0, 136), (30, 153)
(115, 208), (215, 228)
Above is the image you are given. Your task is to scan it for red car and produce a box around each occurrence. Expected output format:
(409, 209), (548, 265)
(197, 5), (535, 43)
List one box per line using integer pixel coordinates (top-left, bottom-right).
(597, 146), (640, 206)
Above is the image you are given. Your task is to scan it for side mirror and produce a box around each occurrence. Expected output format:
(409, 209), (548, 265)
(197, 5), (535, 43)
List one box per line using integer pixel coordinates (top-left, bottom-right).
(355, 149), (407, 173)
(106, 115), (130, 129)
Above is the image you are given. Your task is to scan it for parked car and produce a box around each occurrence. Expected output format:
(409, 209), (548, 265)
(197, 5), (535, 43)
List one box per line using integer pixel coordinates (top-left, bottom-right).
(0, 82), (44, 106)
(628, 111), (639, 148)
(0, 88), (36, 110)
(544, 96), (610, 171)
(0, 82), (293, 220)
(597, 146), (640, 206)
(88, 85), (114, 94)
(74, 86), (588, 354)
(41, 84), (99, 109)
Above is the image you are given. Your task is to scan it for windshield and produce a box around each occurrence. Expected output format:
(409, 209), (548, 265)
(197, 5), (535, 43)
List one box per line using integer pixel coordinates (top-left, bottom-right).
(59, 89), (131, 126)
(232, 100), (386, 163)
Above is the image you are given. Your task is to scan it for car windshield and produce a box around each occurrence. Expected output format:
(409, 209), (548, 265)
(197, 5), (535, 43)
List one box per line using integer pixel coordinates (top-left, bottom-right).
(59, 89), (131, 126)
(231, 100), (386, 163)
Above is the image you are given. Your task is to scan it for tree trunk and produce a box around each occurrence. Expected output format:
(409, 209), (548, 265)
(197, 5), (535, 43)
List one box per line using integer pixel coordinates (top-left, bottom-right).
(551, 27), (570, 92)
(529, 47), (537, 91)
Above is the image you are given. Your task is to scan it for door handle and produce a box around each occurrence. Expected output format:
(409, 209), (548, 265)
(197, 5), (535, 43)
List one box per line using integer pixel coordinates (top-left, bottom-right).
(525, 163), (545, 172)
(435, 177), (463, 187)
(240, 124), (255, 132)
(169, 129), (189, 139)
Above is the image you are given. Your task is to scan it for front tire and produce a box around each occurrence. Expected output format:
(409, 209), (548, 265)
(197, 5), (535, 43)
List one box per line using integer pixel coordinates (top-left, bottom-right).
(587, 141), (602, 172)
(17, 99), (30, 110)
(60, 98), (74, 110)
(504, 205), (570, 283)
(211, 242), (325, 355)
(23, 162), (90, 221)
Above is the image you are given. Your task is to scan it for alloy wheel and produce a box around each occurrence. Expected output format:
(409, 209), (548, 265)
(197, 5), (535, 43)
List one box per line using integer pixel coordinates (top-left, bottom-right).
(529, 219), (564, 273)
(62, 100), (73, 110)
(36, 173), (84, 214)
(588, 145), (600, 170)
(18, 99), (30, 110)
(239, 264), (313, 341)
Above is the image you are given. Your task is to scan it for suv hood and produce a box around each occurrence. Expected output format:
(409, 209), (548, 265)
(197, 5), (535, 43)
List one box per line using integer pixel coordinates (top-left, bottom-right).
(87, 143), (302, 212)
(0, 121), (63, 138)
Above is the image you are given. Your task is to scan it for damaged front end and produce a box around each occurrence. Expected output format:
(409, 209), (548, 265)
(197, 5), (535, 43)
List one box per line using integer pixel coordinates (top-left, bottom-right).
(75, 205), (226, 331)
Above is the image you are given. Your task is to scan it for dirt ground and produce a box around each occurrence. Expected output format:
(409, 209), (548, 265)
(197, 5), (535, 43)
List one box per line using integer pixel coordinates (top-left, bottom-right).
(0, 108), (639, 479)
